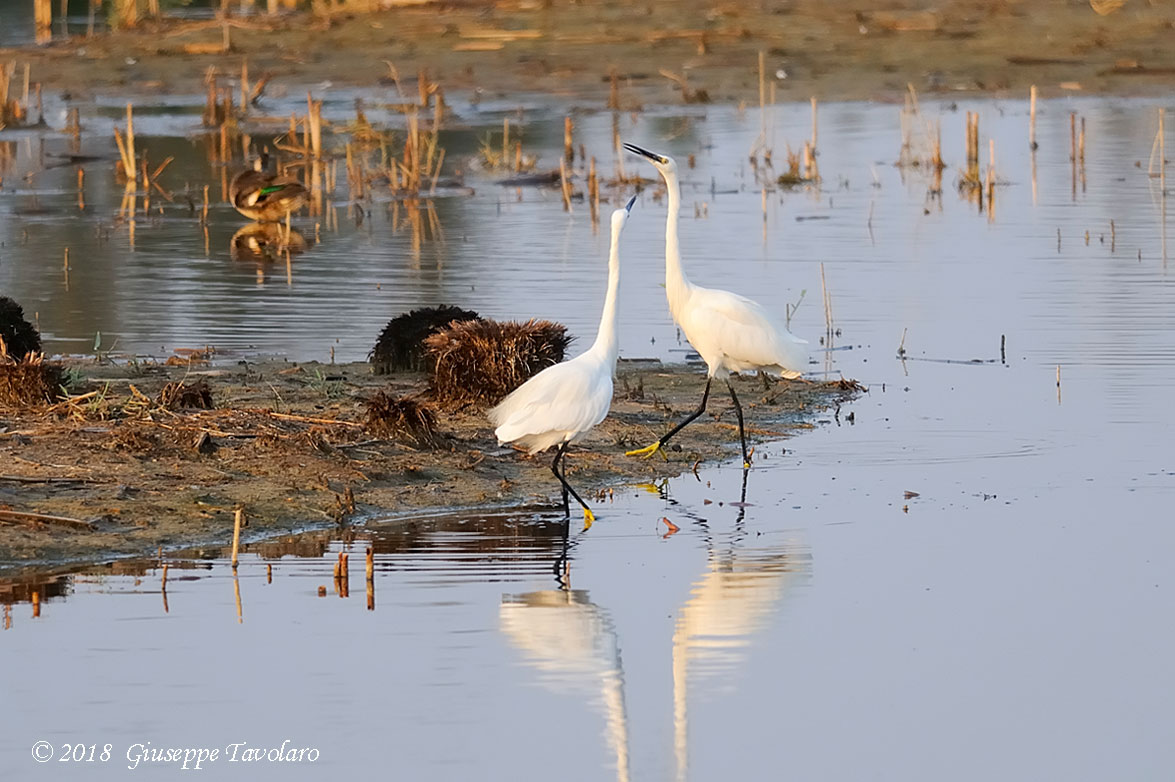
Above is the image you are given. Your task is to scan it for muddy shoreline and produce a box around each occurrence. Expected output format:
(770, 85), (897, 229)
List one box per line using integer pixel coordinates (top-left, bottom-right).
(0, 356), (861, 576)
(2, 1), (1173, 109)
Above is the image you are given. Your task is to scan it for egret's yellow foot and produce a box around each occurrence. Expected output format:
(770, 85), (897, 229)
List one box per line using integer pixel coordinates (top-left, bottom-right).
(582, 507), (596, 531)
(743, 461), (751, 470)
(626, 441), (667, 460)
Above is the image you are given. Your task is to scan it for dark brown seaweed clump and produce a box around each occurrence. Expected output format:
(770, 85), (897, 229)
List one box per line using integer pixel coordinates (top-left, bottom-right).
(0, 296), (42, 360)
(370, 305), (481, 374)
(0, 354), (64, 408)
(364, 391), (441, 447)
(158, 380), (215, 410)
(423, 318), (571, 407)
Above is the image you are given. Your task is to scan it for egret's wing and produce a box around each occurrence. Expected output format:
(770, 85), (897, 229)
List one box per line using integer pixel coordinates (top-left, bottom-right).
(490, 357), (613, 444)
(685, 287), (808, 374)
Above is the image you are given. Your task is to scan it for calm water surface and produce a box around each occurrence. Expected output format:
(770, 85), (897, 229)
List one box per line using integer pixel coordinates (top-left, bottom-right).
(2, 94), (1174, 780)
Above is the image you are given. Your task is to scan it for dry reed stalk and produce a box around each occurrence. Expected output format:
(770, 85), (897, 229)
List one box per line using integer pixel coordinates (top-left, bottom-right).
(424, 319), (572, 407)
(1029, 85), (1038, 149)
(564, 116), (574, 163)
(34, 0), (51, 44)
(986, 138), (996, 218)
(758, 50), (766, 140)
(1079, 116), (1086, 163)
(608, 68), (620, 110)
(811, 96), (818, 151)
(32, 591), (40, 618)
(114, 0), (137, 28)
(266, 563), (272, 583)
(418, 68), (430, 108)
(1160, 109), (1166, 194)
(429, 148), (445, 194)
(307, 94), (322, 159)
(366, 546), (374, 610)
(1069, 111), (1077, 162)
(502, 116), (510, 170)
(340, 553), (350, 598)
(588, 157), (599, 226)
(231, 509), (243, 569)
(240, 60), (249, 119)
(559, 158), (572, 212)
(233, 572), (242, 623)
(820, 262), (832, 336)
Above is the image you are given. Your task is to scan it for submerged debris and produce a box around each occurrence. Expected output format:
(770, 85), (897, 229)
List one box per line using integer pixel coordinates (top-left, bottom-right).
(364, 391), (442, 448)
(370, 305), (481, 374)
(424, 318), (571, 407)
(0, 296), (42, 360)
(0, 354), (64, 408)
(159, 380), (215, 410)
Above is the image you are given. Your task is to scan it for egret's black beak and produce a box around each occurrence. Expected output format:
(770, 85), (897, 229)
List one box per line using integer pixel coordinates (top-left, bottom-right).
(624, 195), (637, 213)
(622, 143), (668, 165)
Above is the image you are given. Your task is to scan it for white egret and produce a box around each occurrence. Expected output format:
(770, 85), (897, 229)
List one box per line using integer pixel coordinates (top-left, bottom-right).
(489, 196), (637, 525)
(622, 143), (808, 468)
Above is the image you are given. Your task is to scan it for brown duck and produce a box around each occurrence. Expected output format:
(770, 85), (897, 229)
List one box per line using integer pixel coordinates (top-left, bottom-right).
(229, 155), (309, 222)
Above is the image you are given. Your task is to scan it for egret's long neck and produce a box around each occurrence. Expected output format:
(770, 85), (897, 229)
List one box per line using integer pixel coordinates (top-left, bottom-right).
(663, 168), (692, 318)
(589, 228), (622, 369)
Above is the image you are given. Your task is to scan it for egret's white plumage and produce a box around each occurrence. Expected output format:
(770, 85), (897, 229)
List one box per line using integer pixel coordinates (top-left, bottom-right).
(489, 198), (634, 521)
(622, 143), (807, 465)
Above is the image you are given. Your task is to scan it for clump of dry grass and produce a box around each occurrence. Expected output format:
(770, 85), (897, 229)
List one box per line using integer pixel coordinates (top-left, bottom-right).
(424, 319), (571, 407)
(370, 305), (481, 374)
(364, 391), (442, 447)
(159, 380), (214, 410)
(0, 353), (63, 408)
(1, 296), (42, 360)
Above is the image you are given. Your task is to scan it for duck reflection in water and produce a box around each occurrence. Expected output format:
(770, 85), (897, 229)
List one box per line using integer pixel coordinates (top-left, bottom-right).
(230, 223), (308, 263)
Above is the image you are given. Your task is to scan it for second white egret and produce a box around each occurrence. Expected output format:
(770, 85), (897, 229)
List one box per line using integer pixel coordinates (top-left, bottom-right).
(489, 196), (637, 525)
(622, 143), (808, 468)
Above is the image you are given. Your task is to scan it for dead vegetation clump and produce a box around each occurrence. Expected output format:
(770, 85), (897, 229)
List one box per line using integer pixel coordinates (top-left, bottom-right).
(107, 423), (163, 452)
(0, 354), (63, 408)
(0, 296), (42, 360)
(159, 380), (215, 410)
(364, 391), (442, 447)
(370, 305), (481, 374)
(424, 319), (571, 407)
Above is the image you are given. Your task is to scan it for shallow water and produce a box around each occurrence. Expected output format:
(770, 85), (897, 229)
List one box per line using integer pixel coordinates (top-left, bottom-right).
(3, 94), (1175, 779)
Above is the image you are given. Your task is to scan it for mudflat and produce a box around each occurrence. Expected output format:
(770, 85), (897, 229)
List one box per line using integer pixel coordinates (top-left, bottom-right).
(0, 356), (860, 574)
(3, 0), (1173, 106)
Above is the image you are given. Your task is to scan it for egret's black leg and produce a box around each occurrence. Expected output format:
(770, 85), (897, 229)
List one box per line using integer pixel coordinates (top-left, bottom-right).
(551, 445), (570, 516)
(552, 517), (571, 587)
(551, 442), (595, 524)
(626, 379), (712, 459)
(726, 380), (750, 468)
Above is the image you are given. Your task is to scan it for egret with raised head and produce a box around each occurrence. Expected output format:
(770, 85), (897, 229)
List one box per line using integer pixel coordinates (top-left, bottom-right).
(622, 143), (807, 468)
(490, 196), (637, 526)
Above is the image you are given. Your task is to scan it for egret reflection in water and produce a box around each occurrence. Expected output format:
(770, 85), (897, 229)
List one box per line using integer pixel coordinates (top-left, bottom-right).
(500, 587), (631, 782)
(659, 472), (810, 781)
